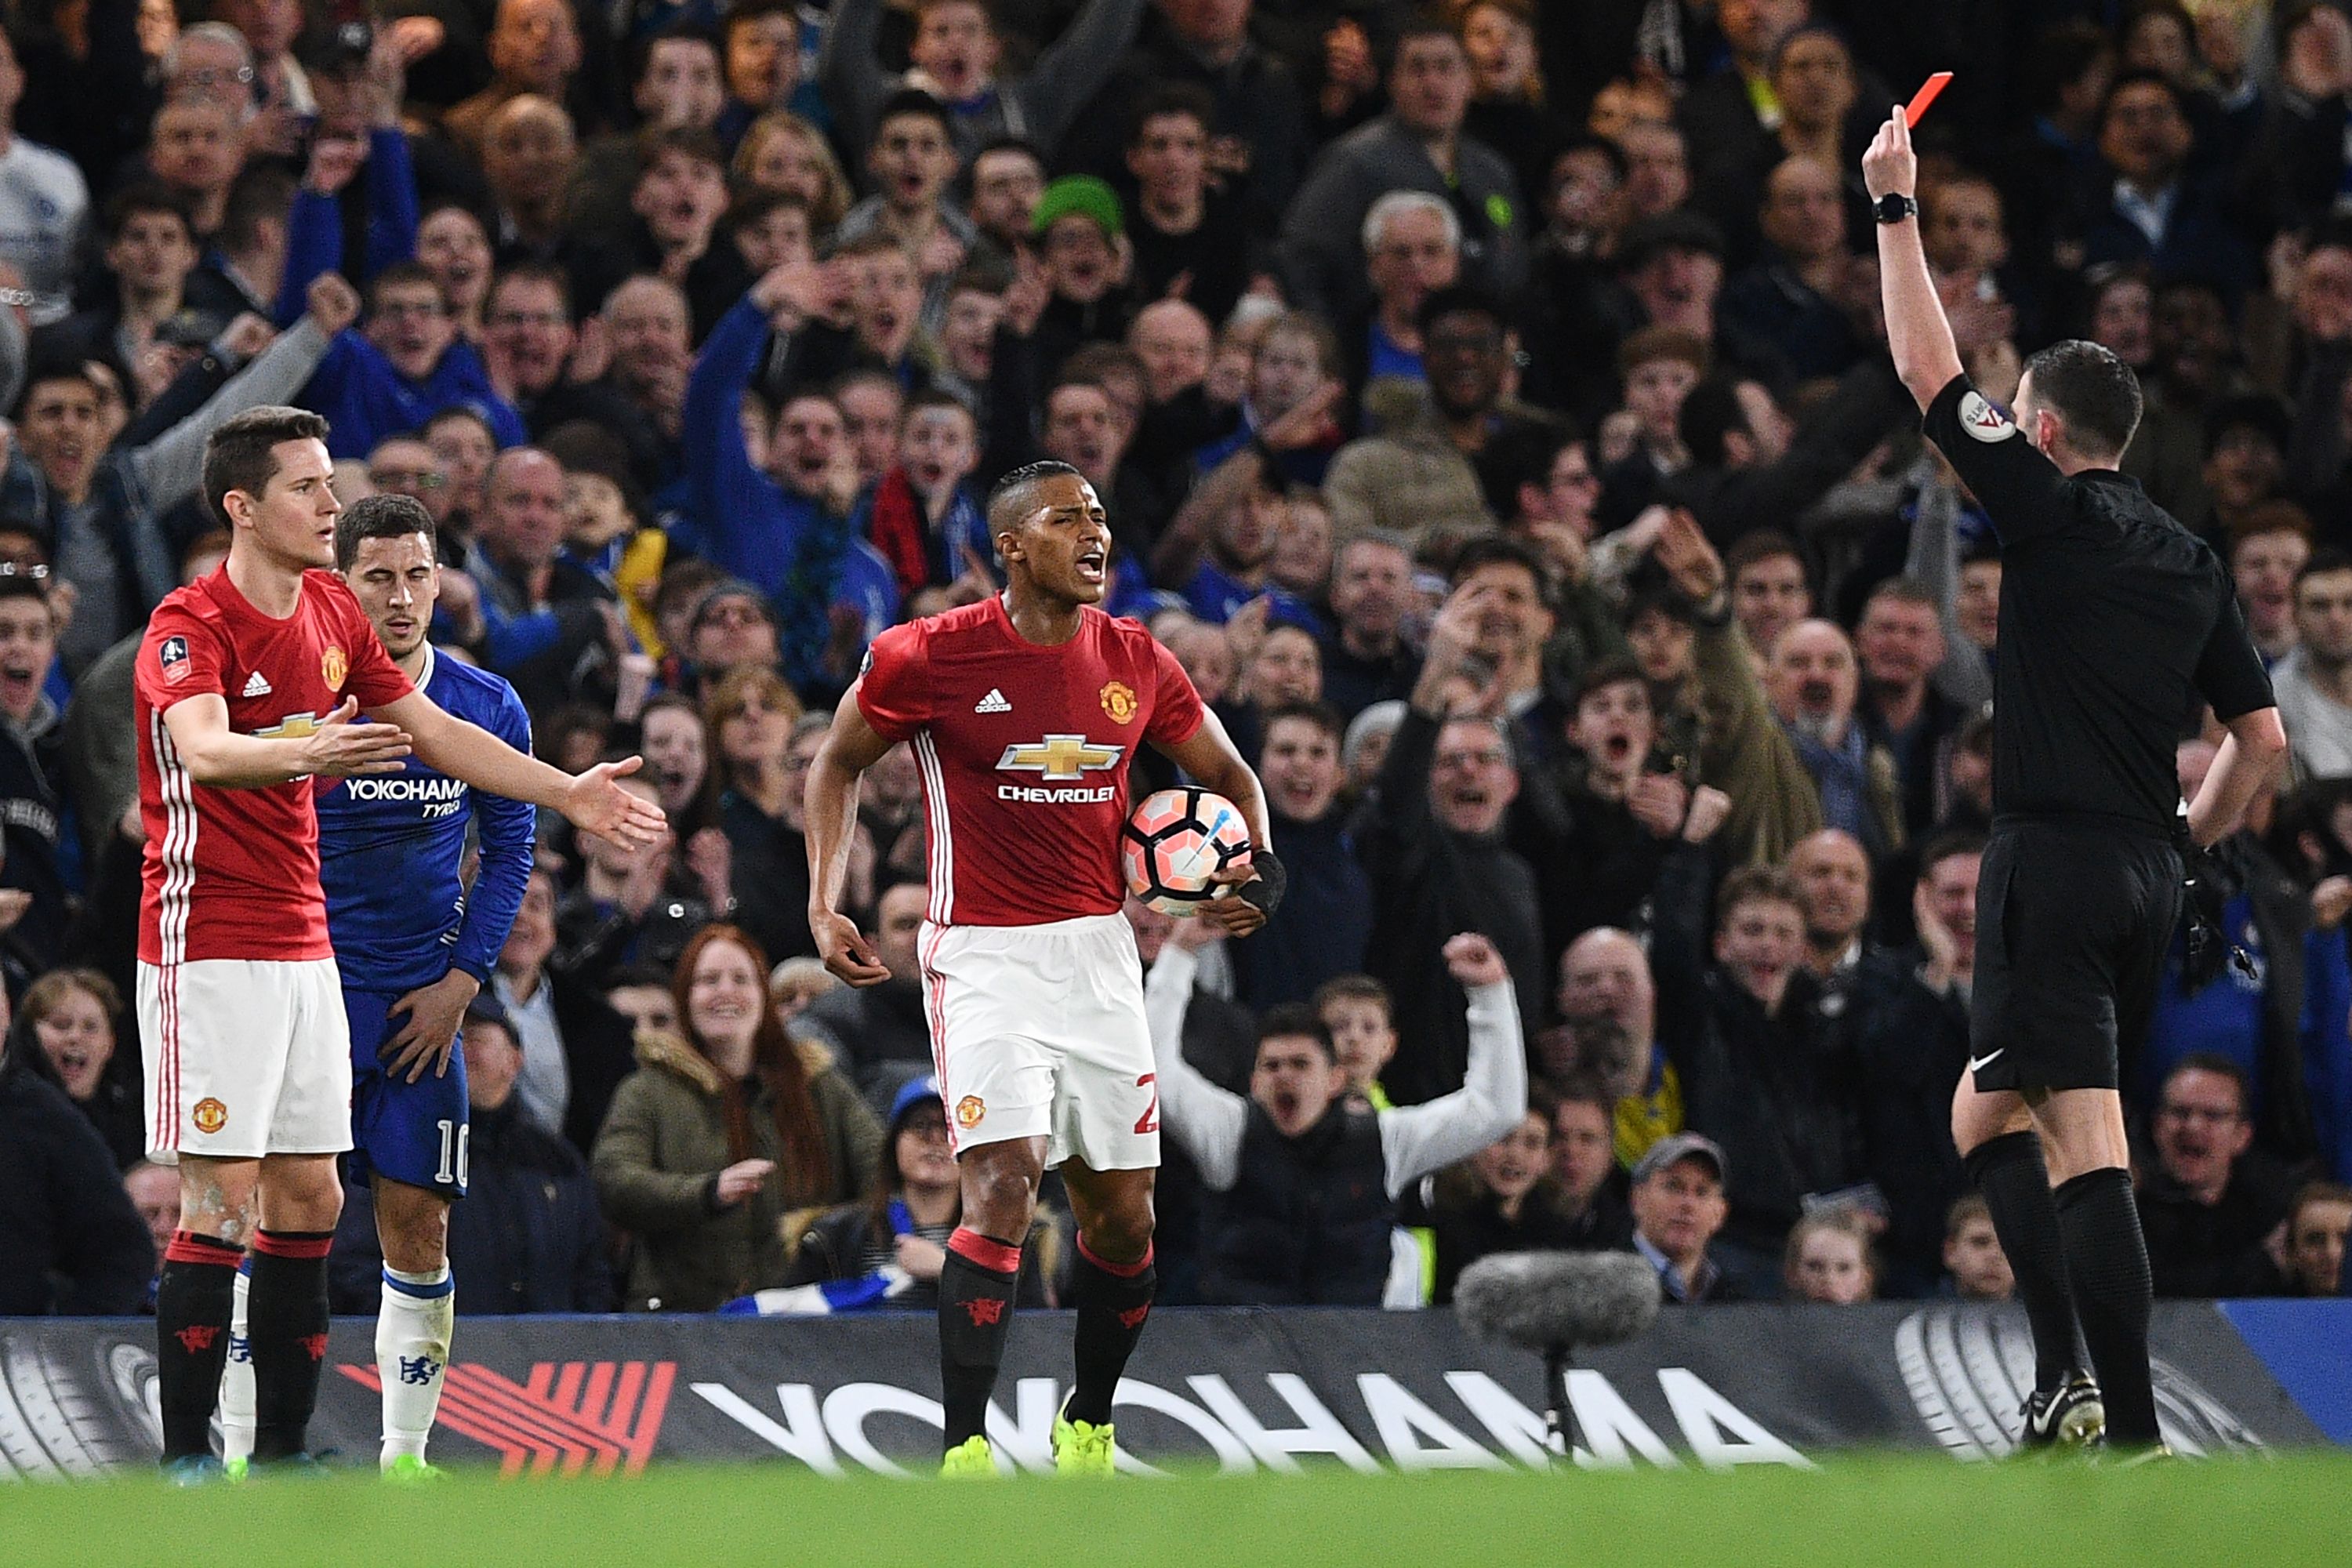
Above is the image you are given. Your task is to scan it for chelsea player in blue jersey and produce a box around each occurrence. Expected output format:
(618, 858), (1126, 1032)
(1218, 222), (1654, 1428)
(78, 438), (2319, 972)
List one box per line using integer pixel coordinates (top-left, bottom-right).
(221, 493), (536, 1479)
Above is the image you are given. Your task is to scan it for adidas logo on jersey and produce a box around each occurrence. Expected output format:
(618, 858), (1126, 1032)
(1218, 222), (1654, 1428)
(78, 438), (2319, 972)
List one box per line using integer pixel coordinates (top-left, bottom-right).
(975, 689), (1011, 713)
(241, 671), (273, 697)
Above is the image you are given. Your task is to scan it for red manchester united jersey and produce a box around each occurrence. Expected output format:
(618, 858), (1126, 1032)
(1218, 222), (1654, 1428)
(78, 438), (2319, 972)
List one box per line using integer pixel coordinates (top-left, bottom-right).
(857, 596), (1204, 926)
(134, 566), (414, 964)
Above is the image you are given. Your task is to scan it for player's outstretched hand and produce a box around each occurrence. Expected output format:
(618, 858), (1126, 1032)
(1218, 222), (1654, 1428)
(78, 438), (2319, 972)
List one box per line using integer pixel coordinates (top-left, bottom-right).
(562, 755), (666, 845)
(1195, 863), (1268, 938)
(383, 969), (480, 1083)
(299, 695), (412, 777)
(1443, 932), (1508, 988)
(814, 909), (893, 986)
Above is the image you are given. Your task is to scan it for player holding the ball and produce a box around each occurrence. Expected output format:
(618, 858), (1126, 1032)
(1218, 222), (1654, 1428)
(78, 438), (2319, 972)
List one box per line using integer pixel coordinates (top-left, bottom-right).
(804, 460), (1276, 1479)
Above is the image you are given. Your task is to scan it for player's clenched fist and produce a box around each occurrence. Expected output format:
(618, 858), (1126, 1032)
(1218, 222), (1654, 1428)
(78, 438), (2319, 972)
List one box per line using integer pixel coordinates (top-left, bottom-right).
(297, 695), (412, 777)
(814, 909), (892, 986)
(1443, 932), (1508, 988)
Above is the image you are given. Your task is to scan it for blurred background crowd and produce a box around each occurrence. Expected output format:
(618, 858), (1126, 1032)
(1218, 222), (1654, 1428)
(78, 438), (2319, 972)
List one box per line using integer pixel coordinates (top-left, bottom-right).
(1, 0), (2350, 1319)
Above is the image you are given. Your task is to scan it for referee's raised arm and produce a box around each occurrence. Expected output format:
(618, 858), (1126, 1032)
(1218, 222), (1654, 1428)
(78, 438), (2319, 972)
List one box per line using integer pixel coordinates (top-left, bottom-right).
(1863, 104), (1963, 412)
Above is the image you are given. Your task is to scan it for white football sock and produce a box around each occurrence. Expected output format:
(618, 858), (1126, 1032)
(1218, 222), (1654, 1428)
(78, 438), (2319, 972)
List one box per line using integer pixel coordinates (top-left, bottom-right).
(378, 1265), (455, 1467)
(220, 1262), (255, 1464)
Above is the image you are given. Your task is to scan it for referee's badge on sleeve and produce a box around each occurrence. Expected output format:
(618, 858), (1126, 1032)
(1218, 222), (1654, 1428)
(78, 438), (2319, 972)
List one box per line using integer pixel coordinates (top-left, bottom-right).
(1959, 390), (2020, 441)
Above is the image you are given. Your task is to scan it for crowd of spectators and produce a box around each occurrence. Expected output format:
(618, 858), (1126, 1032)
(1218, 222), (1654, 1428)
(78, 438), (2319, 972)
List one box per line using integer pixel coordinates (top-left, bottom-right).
(7, 0), (2352, 1319)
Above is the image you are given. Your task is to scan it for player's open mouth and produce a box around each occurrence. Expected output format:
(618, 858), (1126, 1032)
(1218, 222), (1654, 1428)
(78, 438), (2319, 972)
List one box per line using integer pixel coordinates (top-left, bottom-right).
(384, 618), (416, 638)
(1074, 550), (1105, 581)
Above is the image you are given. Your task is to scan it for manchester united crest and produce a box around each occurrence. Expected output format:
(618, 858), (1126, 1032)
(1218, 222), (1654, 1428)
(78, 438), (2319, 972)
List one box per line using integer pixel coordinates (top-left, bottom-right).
(321, 644), (348, 688)
(191, 1098), (227, 1134)
(955, 1095), (986, 1129)
(1099, 681), (1138, 724)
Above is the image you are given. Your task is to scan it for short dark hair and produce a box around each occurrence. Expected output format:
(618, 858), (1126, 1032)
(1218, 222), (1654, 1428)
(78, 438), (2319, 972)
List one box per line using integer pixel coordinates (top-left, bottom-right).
(875, 88), (953, 140)
(633, 20), (719, 81)
(972, 134), (1044, 169)
(1570, 655), (1650, 710)
(1260, 699), (1345, 746)
(1128, 82), (1215, 147)
(2022, 339), (2143, 459)
(367, 260), (447, 315)
(490, 261), (574, 318)
(1450, 532), (1552, 601)
(203, 405), (332, 525)
(1257, 1002), (1336, 1061)
(1862, 575), (1940, 617)
(1726, 528), (1803, 577)
(635, 122), (725, 172)
(986, 459), (1085, 535)
(1416, 282), (1507, 342)
(720, 0), (793, 42)
(220, 165), (297, 256)
(334, 492), (437, 571)
(102, 180), (194, 245)
(0, 568), (47, 607)
(1916, 831), (1986, 880)
(2296, 546), (2352, 591)
(1715, 864), (1804, 924)
(2162, 1053), (2251, 1116)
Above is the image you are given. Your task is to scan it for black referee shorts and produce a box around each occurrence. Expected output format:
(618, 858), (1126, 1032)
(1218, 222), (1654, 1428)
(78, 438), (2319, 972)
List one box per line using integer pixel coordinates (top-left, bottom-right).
(1968, 820), (2183, 1094)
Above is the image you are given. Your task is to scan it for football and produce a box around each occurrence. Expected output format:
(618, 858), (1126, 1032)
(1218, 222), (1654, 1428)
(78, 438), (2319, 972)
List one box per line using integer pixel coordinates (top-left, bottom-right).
(1122, 787), (1253, 916)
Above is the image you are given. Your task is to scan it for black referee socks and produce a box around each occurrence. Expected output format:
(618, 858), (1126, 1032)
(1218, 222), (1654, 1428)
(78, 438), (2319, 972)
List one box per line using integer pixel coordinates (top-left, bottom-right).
(247, 1229), (336, 1461)
(156, 1231), (242, 1461)
(2055, 1167), (2161, 1449)
(1066, 1236), (1156, 1428)
(938, 1229), (1023, 1449)
(1964, 1131), (2081, 1392)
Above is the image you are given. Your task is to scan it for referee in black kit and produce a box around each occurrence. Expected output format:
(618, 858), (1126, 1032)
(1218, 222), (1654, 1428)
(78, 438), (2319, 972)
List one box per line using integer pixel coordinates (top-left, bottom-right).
(1865, 105), (2285, 1459)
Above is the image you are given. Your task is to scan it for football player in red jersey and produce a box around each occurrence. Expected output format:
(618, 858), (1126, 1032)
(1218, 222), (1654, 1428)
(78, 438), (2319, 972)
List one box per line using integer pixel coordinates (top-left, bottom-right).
(806, 460), (1277, 1476)
(137, 405), (664, 1482)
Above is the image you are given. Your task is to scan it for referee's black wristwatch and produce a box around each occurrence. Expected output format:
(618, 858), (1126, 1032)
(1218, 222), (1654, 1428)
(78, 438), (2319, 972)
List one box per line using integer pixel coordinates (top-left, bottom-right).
(1874, 192), (1919, 225)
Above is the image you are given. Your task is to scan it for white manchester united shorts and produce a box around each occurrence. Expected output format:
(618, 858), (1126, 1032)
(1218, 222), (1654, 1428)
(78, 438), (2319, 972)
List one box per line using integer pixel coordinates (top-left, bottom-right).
(137, 958), (354, 1162)
(919, 913), (1160, 1171)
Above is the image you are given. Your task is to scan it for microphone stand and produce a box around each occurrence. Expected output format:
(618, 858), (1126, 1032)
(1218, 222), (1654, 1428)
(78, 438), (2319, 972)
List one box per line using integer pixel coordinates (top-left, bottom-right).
(1543, 1343), (1577, 1462)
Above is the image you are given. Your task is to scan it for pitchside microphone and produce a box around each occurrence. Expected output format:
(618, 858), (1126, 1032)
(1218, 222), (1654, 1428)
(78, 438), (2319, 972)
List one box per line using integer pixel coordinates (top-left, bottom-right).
(1455, 1251), (1663, 1460)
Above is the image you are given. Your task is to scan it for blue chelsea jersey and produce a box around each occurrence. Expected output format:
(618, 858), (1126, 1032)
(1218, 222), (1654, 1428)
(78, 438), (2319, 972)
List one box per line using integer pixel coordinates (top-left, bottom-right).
(318, 645), (536, 995)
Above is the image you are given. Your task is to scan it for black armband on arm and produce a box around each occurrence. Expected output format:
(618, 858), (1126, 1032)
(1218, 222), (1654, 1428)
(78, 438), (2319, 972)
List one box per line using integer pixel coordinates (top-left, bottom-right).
(1240, 848), (1287, 915)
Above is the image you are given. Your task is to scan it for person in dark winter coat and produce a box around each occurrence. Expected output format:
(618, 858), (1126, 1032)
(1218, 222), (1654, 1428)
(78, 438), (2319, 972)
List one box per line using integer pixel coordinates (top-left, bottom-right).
(1230, 702), (1370, 1011)
(333, 996), (615, 1314)
(0, 1015), (153, 1314)
(1651, 855), (1863, 1298)
(2136, 1056), (2300, 1298)
(13, 970), (144, 1170)
(1406, 1096), (1607, 1304)
(1853, 836), (1983, 1297)
(1353, 587), (1547, 1105)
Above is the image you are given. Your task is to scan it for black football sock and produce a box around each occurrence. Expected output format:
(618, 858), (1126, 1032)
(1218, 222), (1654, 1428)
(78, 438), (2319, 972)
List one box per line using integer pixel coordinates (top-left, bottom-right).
(938, 1229), (1022, 1450)
(1065, 1236), (1156, 1428)
(155, 1232), (242, 1462)
(246, 1229), (335, 1461)
(2055, 1168), (2161, 1447)
(1965, 1131), (2080, 1392)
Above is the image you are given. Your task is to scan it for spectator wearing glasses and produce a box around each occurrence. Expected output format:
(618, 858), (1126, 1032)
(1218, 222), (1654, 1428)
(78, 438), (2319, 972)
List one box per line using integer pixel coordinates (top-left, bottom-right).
(2136, 1056), (2299, 1297)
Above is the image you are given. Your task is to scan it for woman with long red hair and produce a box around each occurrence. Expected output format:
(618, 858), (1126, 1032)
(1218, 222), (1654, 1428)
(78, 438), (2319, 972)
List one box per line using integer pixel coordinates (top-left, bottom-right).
(592, 924), (880, 1310)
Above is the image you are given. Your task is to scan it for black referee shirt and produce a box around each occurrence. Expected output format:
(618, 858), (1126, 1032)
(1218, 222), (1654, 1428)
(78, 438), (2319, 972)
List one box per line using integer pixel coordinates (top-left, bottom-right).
(1922, 375), (2274, 835)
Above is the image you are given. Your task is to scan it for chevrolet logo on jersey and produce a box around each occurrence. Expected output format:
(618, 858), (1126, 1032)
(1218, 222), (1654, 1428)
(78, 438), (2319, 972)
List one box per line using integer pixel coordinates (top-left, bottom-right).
(996, 735), (1123, 781)
(253, 712), (321, 739)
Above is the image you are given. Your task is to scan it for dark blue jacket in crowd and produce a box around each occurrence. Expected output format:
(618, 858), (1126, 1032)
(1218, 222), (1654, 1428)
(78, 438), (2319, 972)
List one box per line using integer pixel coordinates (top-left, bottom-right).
(301, 332), (528, 459)
(1229, 803), (1371, 1011)
(683, 295), (898, 692)
(0, 1046), (151, 1315)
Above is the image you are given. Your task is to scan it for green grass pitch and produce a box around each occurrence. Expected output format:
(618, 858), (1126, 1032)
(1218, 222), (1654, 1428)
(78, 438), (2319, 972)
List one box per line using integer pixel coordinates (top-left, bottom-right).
(6, 1454), (2350, 1568)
